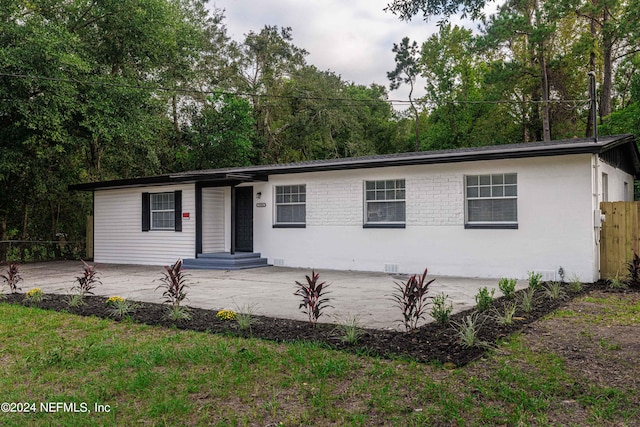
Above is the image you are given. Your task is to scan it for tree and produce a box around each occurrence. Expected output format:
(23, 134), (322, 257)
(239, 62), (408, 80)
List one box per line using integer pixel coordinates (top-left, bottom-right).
(388, 37), (422, 151)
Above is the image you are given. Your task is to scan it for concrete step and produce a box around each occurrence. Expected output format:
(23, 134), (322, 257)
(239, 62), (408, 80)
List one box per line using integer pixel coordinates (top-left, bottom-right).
(183, 253), (269, 270)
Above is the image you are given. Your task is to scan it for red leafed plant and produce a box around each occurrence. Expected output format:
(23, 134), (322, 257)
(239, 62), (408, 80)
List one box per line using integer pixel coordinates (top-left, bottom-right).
(157, 259), (188, 307)
(392, 267), (435, 332)
(72, 260), (102, 295)
(294, 270), (332, 326)
(1, 262), (23, 294)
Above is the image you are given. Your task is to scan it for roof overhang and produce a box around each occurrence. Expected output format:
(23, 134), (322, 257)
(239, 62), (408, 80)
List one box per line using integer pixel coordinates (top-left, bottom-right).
(69, 134), (640, 191)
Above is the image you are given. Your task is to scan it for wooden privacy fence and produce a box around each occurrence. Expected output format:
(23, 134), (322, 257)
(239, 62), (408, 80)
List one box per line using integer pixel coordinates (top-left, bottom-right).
(600, 201), (640, 279)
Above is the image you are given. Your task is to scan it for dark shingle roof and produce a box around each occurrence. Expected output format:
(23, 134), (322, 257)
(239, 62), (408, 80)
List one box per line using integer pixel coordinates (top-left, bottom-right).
(70, 134), (639, 191)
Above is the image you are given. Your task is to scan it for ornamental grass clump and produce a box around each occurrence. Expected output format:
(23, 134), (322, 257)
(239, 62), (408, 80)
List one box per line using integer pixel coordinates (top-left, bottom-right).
(519, 287), (536, 313)
(106, 296), (139, 319)
(216, 309), (237, 321)
(234, 303), (257, 331)
(334, 314), (365, 344)
(157, 259), (191, 321)
(453, 313), (485, 348)
(498, 278), (517, 299)
(392, 267), (435, 332)
(1, 262), (23, 293)
(25, 288), (44, 304)
(544, 281), (568, 300)
(294, 270), (332, 327)
(493, 301), (517, 325)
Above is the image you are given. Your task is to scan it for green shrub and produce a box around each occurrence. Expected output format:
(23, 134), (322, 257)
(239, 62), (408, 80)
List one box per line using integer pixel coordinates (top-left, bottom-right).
(474, 287), (495, 312)
(527, 271), (543, 289)
(430, 293), (453, 325)
(498, 278), (517, 299)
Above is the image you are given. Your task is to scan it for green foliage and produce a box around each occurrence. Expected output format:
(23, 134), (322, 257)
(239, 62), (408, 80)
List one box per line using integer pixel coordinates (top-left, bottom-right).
(474, 286), (495, 312)
(430, 293), (453, 325)
(294, 270), (332, 326)
(72, 260), (101, 296)
(392, 268), (436, 332)
(498, 278), (518, 299)
(66, 293), (85, 308)
(1, 263), (23, 293)
(107, 297), (140, 319)
(528, 272), (543, 290)
(334, 314), (365, 344)
(520, 287), (536, 313)
(164, 305), (191, 322)
(24, 288), (44, 304)
(453, 313), (485, 348)
(157, 259), (189, 308)
(235, 304), (257, 331)
(544, 282), (568, 301)
(493, 301), (517, 325)
(569, 274), (583, 293)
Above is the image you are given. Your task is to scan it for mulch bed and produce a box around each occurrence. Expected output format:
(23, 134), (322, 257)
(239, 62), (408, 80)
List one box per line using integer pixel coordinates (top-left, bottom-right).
(2, 281), (614, 367)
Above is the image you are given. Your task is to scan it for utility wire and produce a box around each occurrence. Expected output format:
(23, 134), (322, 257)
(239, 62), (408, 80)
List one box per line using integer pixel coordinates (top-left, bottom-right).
(0, 72), (591, 107)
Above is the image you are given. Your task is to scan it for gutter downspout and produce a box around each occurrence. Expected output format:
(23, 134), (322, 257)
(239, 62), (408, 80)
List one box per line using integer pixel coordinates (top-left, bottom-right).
(592, 154), (601, 281)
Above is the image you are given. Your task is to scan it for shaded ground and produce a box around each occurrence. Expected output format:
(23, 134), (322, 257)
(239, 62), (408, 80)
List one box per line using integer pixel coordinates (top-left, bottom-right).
(3, 281), (620, 367)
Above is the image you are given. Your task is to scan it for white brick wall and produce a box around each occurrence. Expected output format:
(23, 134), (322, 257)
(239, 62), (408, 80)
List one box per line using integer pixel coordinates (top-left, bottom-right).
(407, 175), (464, 226)
(307, 181), (362, 226)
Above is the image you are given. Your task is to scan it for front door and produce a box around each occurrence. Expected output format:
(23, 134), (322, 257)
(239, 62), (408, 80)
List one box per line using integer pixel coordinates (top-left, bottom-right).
(234, 186), (253, 252)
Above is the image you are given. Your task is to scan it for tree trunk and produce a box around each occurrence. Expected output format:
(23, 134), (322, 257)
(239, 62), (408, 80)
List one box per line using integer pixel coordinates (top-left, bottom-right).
(601, 21), (613, 121)
(172, 94), (181, 145)
(0, 216), (6, 263)
(539, 49), (551, 142)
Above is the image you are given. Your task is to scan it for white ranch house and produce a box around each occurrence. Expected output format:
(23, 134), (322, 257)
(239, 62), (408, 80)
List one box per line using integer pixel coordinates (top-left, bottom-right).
(71, 134), (640, 282)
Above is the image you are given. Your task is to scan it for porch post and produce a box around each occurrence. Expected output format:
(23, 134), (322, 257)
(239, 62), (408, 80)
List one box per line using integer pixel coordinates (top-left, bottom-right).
(230, 185), (236, 255)
(195, 183), (202, 256)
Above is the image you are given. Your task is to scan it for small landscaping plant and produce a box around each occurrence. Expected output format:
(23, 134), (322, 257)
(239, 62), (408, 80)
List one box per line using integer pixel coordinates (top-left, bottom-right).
(294, 270), (332, 327)
(157, 259), (190, 321)
(235, 304), (257, 331)
(1, 262), (23, 293)
(72, 260), (101, 295)
(544, 281), (567, 300)
(66, 293), (85, 308)
(608, 273), (628, 290)
(24, 288), (44, 304)
(498, 278), (517, 299)
(568, 274), (583, 292)
(334, 314), (365, 344)
(430, 293), (453, 325)
(626, 252), (640, 289)
(474, 286), (495, 312)
(392, 267), (435, 332)
(453, 313), (485, 348)
(519, 287), (536, 313)
(216, 309), (237, 321)
(493, 301), (517, 325)
(106, 296), (139, 319)
(527, 271), (543, 289)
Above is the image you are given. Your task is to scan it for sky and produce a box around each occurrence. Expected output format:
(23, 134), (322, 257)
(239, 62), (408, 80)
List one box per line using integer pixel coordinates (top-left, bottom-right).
(210, 0), (482, 110)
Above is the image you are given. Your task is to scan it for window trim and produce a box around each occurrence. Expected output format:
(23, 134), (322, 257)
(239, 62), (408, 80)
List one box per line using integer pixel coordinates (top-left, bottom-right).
(273, 184), (306, 228)
(142, 190), (182, 232)
(363, 179), (406, 228)
(464, 173), (518, 229)
(150, 192), (176, 230)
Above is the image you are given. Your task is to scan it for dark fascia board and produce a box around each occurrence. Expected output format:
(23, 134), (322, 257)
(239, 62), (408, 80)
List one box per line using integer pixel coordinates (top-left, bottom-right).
(70, 134), (637, 191)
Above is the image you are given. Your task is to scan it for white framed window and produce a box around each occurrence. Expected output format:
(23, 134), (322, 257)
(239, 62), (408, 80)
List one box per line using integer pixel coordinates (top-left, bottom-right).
(465, 174), (517, 228)
(364, 179), (406, 227)
(274, 185), (306, 227)
(151, 192), (175, 230)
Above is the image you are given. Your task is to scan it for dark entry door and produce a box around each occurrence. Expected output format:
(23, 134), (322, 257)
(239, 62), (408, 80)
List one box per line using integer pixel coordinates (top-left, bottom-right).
(235, 186), (253, 252)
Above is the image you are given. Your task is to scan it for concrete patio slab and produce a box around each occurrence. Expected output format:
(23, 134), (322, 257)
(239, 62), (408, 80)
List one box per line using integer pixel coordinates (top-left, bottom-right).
(10, 261), (528, 330)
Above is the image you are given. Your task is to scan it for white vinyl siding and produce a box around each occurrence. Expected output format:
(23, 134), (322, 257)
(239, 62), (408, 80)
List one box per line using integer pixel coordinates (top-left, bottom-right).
(274, 185), (306, 225)
(94, 184), (195, 265)
(202, 188), (225, 252)
(465, 174), (517, 225)
(364, 179), (405, 225)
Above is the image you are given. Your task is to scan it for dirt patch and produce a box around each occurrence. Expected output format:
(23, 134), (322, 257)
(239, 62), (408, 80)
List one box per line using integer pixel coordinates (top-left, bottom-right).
(1, 282), (628, 367)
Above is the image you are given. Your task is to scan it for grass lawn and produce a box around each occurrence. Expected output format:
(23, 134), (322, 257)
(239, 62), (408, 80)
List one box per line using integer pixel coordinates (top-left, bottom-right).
(0, 292), (638, 426)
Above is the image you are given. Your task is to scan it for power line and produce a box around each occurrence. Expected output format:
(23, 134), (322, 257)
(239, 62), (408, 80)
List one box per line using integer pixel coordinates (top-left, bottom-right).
(0, 72), (591, 107)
